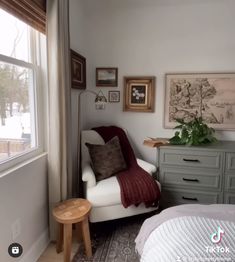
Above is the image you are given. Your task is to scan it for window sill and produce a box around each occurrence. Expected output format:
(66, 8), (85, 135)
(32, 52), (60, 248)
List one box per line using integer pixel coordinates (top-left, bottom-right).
(0, 152), (48, 178)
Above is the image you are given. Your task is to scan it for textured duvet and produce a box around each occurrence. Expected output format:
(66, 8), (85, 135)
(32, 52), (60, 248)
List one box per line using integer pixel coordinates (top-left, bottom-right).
(141, 216), (235, 262)
(136, 204), (235, 262)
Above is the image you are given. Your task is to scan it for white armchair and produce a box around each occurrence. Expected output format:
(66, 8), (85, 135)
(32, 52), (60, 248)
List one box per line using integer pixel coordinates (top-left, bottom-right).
(81, 130), (160, 222)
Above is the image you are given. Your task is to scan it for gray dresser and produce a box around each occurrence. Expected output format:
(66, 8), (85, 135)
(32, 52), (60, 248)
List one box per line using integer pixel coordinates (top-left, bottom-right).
(158, 141), (235, 207)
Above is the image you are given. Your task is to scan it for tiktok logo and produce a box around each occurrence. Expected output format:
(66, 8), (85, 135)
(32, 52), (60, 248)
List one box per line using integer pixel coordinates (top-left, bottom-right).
(206, 227), (229, 254)
(210, 226), (224, 244)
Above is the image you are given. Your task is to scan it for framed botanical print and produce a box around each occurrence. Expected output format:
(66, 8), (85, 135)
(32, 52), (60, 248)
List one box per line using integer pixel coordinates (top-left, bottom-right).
(123, 77), (155, 112)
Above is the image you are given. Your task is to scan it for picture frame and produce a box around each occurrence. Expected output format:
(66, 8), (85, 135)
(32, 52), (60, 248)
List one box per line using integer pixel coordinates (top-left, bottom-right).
(123, 77), (155, 112)
(71, 49), (86, 89)
(96, 67), (118, 87)
(108, 91), (120, 103)
(164, 72), (235, 130)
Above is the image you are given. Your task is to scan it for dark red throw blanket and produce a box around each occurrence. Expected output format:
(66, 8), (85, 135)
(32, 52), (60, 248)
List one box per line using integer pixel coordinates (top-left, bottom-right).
(93, 126), (161, 208)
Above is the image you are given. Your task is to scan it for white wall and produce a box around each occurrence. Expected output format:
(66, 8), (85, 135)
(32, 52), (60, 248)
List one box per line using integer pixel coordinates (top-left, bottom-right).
(71, 0), (235, 164)
(0, 155), (48, 262)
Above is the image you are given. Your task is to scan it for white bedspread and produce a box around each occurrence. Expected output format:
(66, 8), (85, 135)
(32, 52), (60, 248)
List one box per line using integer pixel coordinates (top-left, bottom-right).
(136, 204), (235, 256)
(141, 216), (235, 262)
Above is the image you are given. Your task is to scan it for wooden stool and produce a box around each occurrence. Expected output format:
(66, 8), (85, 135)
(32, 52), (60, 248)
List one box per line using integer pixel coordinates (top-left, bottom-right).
(53, 198), (92, 262)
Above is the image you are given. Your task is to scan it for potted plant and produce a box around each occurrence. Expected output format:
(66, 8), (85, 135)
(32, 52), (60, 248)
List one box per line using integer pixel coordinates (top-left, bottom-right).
(169, 117), (217, 146)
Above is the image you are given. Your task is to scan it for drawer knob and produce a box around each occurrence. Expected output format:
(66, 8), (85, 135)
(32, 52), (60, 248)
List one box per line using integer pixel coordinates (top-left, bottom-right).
(183, 158), (200, 162)
(182, 196), (198, 201)
(183, 178), (199, 182)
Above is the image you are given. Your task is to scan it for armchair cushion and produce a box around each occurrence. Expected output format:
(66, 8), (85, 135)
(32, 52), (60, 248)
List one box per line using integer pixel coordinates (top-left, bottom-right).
(85, 136), (127, 181)
(82, 163), (97, 188)
(137, 158), (156, 174)
(87, 176), (161, 208)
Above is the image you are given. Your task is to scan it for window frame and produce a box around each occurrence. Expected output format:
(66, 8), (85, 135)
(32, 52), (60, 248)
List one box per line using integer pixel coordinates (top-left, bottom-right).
(0, 27), (46, 173)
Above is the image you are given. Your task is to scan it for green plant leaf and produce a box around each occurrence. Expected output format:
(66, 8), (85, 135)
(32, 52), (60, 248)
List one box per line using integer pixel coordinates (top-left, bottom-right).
(170, 116), (217, 146)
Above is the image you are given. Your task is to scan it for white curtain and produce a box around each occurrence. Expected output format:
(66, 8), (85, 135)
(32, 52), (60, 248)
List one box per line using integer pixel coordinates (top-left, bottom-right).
(46, 0), (72, 240)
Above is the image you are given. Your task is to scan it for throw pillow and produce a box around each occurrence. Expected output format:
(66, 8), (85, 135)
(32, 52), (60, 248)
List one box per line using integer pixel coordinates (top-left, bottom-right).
(85, 136), (127, 181)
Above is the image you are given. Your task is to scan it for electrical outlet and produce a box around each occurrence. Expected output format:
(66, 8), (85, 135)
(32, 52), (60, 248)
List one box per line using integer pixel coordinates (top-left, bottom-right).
(11, 219), (21, 240)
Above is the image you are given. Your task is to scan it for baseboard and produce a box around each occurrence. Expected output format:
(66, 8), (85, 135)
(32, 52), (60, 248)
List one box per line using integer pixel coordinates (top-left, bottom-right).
(20, 228), (50, 262)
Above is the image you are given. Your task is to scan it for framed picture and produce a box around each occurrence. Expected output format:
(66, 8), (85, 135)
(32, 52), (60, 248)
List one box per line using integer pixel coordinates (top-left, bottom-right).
(109, 91), (120, 103)
(123, 77), (155, 112)
(164, 72), (235, 130)
(96, 68), (118, 87)
(71, 49), (86, 89)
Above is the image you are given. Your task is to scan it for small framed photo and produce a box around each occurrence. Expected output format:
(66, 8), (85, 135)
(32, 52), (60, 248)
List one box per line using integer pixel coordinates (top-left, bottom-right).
(164, 72), (235, 130)
(123, 77), (155, 112)
(109, 91), (120, 103)
(71, 49), (86, 89)
(96, 67), (118, 87)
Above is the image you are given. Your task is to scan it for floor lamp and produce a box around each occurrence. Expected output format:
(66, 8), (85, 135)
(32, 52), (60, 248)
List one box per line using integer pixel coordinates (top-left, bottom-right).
(76, 89), (107, 196)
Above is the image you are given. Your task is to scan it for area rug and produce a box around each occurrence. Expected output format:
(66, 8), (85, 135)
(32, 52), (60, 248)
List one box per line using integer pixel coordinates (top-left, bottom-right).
(72, 213), (155, 262)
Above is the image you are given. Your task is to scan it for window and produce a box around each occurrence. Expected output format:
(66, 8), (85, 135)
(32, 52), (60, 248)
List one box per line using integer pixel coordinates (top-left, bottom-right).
(0, 8), (46, 167)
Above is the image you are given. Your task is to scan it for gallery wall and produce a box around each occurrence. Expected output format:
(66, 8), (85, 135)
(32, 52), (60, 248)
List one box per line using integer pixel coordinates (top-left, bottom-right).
(70, 0), (235, 164)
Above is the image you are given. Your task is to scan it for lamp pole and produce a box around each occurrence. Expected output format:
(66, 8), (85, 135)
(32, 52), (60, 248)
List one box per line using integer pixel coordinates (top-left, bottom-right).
(76, 90), (107, 196)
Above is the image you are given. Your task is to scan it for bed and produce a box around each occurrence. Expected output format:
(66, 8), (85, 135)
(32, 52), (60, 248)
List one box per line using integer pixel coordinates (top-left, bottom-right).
(135, 204), (235, 262)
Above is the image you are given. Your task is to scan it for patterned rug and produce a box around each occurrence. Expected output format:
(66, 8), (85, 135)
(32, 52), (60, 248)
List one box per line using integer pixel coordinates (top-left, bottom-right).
(72, 213), (155, 262)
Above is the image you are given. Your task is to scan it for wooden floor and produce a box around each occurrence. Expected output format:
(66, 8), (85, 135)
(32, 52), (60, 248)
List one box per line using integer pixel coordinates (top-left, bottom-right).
(38, 234), (80, 262)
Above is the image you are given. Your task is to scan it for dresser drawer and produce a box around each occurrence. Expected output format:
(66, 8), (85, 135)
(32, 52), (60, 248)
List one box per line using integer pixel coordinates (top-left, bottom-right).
(225, 174), (235, 191)
(224, 193), (235, 204)
(226, 153), (235, 171)
(160, 149), (222, 170)
(161, 168), (221, 190)
(161, 188), (221, 206)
